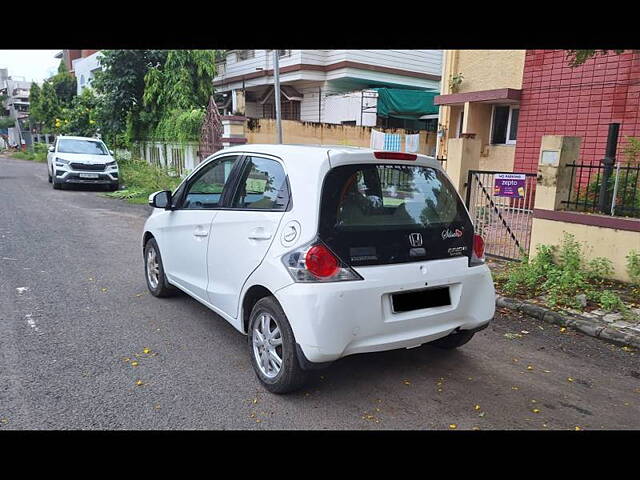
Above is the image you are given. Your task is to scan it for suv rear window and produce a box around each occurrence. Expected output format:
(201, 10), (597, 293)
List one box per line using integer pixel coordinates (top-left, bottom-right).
(319, 164), (473, 266)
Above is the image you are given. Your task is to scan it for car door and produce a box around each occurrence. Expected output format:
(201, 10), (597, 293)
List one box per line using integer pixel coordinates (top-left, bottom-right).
(159, 154), (242, 301)
(207, 155), (290, 319)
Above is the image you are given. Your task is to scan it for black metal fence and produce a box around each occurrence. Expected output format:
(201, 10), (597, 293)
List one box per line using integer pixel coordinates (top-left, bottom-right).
(562, 162), (640, 218)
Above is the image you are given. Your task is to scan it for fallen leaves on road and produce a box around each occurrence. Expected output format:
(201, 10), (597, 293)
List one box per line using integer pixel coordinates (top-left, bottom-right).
(504, 333), (523, 339)
(532, 408), (540, 414)
(143, 348), (151, 354)
(560, 327), (567, 333)
(567, 377), (575, 383)
(403, 380), (411, 385)
(16, 287), (29, 295)
(621, 346), (635, 352)
(130, 361), (139, 367)
(574, 426), (582, 431)
(449, 424), (457, 429)
(527, 365), (534, 371)
(100, 288), (108, 293)
(474, 404), (481, 411)
(135, 380), (144, 386)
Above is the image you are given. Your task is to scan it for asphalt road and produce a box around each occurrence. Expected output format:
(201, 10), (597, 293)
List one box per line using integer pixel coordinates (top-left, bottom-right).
(1, 155), (639, 430)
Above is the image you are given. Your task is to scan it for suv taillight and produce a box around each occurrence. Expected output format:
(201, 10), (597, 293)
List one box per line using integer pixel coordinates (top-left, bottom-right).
(470, 234), (485, 266)
(282, 239), (363, 283)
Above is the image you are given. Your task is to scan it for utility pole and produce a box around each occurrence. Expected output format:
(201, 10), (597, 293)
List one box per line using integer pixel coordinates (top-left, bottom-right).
(273, 50), (283, 144)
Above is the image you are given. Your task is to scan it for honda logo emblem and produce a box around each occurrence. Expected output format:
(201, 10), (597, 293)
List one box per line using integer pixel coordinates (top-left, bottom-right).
(409, 233), (423, 247)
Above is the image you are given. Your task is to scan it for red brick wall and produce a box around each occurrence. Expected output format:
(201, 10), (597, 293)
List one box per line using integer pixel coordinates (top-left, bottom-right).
(514, 50), (640, 173)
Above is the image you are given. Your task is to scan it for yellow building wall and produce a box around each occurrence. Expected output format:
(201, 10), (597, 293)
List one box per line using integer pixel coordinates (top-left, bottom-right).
(529, 217), (640, 283)
(452, 50), (526, 93)
(479, 145), (516, 172)
(439, 50), (525, 168)
(246, 119), (437, 156)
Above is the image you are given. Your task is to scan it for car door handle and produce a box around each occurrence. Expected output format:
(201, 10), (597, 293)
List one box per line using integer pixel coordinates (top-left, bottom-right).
(193, 227), (209, 237)
(248, 228), (272, 240)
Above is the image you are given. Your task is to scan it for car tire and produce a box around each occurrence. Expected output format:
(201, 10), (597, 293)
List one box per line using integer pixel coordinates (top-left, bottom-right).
(48, 169), (52, 183)
(52, 174), (62, 190)
(248, 296), (309, 394)
(429, 330), (475, 349)
(107, 183), (119, 192)
(144, 237), (178, 298)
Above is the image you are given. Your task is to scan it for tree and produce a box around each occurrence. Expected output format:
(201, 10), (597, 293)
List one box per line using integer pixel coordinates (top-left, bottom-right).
(566, 49), (626, 67)
(38, 81), (63, 132)
(50, 61), (77, 105)
(58, 88), (99, 137)
(92, 50), (168, 146)
(28, 82), (44, 131)
(142, 50), (217, 141)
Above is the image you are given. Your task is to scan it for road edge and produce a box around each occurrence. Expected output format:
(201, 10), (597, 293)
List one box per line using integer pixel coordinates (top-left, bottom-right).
(495, 295), (640, 349)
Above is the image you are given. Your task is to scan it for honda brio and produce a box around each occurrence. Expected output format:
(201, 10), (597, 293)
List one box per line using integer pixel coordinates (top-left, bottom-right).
(142, 145), (495, 393)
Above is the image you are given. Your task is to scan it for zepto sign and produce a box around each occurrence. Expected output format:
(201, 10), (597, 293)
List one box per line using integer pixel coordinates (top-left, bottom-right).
(494, 173), (526, 198)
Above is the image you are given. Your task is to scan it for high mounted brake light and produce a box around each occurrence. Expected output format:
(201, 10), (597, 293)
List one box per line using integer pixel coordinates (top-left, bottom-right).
(373, 151), (417, 161)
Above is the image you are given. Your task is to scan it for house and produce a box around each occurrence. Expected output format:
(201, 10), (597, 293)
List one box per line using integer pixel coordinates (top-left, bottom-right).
(213, 50), (442, 132)
(0, 67), (31, 146)
(434, 50), (526, 171)
(435, 49), (640, 173)
(54, 50), (102, 94)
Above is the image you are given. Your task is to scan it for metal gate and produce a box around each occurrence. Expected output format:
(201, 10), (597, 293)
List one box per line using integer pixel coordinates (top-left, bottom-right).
(198, 96), (224, 163)
(465, 170), (537, 261)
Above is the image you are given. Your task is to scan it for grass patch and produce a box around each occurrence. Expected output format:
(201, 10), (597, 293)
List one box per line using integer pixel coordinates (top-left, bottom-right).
(105, 157), (182, 204)
(494, 233), (638, 321)
(10, 143), (47, 163)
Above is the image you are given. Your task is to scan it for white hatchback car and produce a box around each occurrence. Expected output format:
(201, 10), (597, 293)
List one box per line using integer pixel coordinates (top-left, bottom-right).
(47, 135), (119, 190)
(142, 145), (495, 393)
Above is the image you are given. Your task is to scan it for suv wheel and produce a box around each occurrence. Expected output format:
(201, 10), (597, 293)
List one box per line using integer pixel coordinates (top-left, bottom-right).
(52, 172), (62, 189)
(248, 296), (308, 394)
(48, 169), (52, 183)
(429, 330), (475, 349)
(144, 238), (177, 297)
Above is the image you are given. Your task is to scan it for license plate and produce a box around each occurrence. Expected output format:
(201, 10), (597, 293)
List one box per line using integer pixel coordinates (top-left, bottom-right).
(391, 287), (451, 313)
(79, 173), (99, 179)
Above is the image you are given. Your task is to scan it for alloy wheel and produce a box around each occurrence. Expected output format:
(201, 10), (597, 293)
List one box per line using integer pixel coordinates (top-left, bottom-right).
(146, 248), (160, 289)
(252, 312), (283, 378)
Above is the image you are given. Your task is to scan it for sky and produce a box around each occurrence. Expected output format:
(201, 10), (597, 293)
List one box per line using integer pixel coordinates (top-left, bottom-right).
(0, 50), (61, 84)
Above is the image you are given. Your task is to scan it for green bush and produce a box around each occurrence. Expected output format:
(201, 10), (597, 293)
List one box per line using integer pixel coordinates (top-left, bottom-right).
(11, 143), (47, 163)
(627, 250), (640, 285)
(106, 157), (182, 203)
(502, 233), (625, 311)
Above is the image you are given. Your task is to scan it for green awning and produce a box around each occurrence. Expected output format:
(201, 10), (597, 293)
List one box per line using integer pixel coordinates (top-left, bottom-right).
(374, 88), (439, 120)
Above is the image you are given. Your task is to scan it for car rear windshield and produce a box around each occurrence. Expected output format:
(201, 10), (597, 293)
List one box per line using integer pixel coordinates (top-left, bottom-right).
(319, 164), (473, 266)
(58, 139), (108, 155)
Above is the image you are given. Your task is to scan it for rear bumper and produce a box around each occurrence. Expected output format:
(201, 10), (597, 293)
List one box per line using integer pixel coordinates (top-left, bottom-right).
(275, 257), (495, 363)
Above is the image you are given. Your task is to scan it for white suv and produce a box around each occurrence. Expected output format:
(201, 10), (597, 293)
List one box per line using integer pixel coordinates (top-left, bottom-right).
(47, 136), (119, 190)
(142, 145), (495, 393)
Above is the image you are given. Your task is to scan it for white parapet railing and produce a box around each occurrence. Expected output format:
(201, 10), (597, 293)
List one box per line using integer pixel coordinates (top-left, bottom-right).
(129, 141), (200, 177)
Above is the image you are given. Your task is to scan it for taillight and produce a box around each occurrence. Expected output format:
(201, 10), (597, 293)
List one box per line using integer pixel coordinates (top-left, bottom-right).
(373, 151), (417, 161)
(282, 239), (363, 283)
(305, 245), (339, 278)
(470, 234), (485, 266)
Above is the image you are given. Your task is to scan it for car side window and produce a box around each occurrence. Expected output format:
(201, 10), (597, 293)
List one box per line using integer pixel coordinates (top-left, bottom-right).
(182, 155), (239, 209)
(231, 156), (289, 210)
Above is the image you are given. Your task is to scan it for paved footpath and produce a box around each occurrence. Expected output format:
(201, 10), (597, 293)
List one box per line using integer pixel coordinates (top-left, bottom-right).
(1, 155), (639, 430)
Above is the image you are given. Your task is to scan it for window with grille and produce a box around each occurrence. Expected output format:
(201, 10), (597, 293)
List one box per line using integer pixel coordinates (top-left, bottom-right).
(262, 100), (300, 121)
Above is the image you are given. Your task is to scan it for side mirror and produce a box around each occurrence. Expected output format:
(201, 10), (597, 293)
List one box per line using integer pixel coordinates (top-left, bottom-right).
(149, 190), (172, 210)
(48, 146), (54, 153)
(109, 150), (114, 155)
